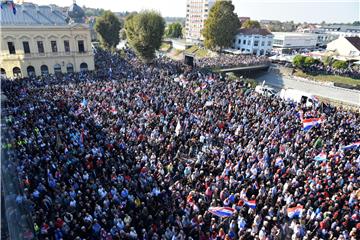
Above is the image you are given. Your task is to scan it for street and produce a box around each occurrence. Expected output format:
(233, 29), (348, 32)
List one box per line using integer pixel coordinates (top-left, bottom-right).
(256, 71), (360, 107)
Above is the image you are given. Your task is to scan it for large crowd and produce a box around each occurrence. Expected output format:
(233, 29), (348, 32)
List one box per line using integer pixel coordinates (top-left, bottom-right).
(196, 54), (270, 69)
(1, 48), (359, 240)
(298, 63), (360, 80)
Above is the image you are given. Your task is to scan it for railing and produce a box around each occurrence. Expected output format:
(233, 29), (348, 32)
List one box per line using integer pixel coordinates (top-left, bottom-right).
(1, 99), (36, 240)
(1, 51), (93, 59)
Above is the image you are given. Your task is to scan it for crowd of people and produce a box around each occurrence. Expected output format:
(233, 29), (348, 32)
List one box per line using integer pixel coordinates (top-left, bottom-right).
(196, 54), (270, 69)
(298, 62), (360, 80)
(1, 48), (359, 240)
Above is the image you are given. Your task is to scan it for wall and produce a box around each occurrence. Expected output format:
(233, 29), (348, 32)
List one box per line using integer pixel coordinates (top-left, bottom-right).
(0, 24), (94, 78)
(233, 34), (273, 56)
(327, 37), (360, 57)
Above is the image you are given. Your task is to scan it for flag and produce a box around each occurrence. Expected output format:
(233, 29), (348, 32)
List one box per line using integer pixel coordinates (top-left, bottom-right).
(110, 106), (117, 115)
(314, 152), (327, 162)
(275, 157), (284, 167)
(287, 205), (304, 218)
(341, 141), (360, 151)
(243, 199), (256, 209)
(302, 118), (322, 131)
(208, 207), (236, 218)
(80, 98), (87, 108)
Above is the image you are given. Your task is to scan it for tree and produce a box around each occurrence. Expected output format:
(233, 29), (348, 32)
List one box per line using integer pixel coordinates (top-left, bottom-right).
(322, 56), (333, 66)
(125, 10), (165, 62)
(119, 28), (127, 41)
(202, 0), (240, 50)
(304, 56), (315, 66)
(293, 55), (306, 67)
(165, 22), (183, 38)
(242, 19), (261, 29)
(332, 60), (347, 69)
(95, 11), (122, 49)
(353, 21), (360, 26)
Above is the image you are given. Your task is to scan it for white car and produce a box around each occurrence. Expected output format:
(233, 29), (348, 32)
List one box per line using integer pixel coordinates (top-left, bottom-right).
(255, 85), (277, 97)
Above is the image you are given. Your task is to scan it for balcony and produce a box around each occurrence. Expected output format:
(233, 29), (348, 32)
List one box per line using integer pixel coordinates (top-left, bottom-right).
(0, 51), (93, 60)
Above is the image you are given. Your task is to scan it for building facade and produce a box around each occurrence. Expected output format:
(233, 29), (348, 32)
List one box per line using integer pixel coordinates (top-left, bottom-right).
(326, 37), (360, 59)
(272, 32), (318, 53)
(0, 2), (94, 78)
(321, 25), (360, 38)
(185, 0), (215, 43)
(232, 28), (273, 56)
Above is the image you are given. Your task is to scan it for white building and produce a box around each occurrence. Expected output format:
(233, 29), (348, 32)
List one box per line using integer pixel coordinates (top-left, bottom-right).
(272, 32), (318, 53)
(232, 28), (273, 56)
(326, 37), (360, 59)
(185, 0), (215, 43)
(321, 25), (360, 38)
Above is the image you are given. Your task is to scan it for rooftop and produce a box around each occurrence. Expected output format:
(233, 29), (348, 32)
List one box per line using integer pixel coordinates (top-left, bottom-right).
(236, 28), (272, 36)
(0, 2), (67, 26)
(345, 37), (360, 51)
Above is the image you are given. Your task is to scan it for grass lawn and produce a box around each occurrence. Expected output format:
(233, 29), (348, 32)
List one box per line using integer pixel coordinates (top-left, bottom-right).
(160, 42), (171, 52)
(184, 45), (211, 58)
(294, 70), (360, 87)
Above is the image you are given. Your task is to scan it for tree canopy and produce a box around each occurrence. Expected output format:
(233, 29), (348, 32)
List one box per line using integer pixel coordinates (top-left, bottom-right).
(202, 0), (240, 50)
(332, 60), (347, 69)
(293, 55), (306, 67)
(124, 10), (165, 62)
(95, 11), (122, 49)
(242, 19), (261, 29)
(165, 22), (183, 38)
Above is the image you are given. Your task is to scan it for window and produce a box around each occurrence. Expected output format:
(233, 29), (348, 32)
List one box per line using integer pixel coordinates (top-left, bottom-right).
(268, 41), (272, 46)
(51, 41), (57, 53)
(238, 39), (241, 44)
(273, 39), (284, 45)
(254, 40), (259, 47)
(243, 40), (246, 44)
(37, 41), (44, 53)
(7, 42), (16, 54)
(64, 40), (70, 52)
(78, 40), (85, 53)
(247, 40), (251, 45)
(261, 41), (265, 46)
(23, 41), (30, 54)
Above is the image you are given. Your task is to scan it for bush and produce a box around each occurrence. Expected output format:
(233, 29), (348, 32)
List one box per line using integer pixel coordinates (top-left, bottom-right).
(332, 60), (347, 69)
(304, 56), (315, 66)
(293, 55), (305, 67)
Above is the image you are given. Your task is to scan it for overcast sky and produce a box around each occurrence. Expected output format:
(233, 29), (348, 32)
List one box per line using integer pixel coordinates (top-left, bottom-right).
(31, 0), (359, 23)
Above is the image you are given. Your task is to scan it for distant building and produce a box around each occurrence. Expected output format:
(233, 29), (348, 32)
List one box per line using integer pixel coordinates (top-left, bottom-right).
(0, 2), (94, 78)
(239, 17), (250, 25)
(185, 0), (216, 43)
(232, 28), (273, 56)
(321, 25), (360, 38)
(326, 37), (360, 59)
(272, 32), (318, 53)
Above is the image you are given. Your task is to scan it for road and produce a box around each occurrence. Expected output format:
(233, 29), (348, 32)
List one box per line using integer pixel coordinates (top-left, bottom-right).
(255, 71), (360, 107)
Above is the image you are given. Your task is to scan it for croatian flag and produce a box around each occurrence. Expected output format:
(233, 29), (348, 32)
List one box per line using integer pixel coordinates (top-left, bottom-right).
(244, 199), (256, 209)
(287, 205), (304, 218)
(110, 106), (117, 115)
(314, 152), (327, 162)
(208, 207), (236, 218)
(302, 118), (322, 131)
(341, 141), (360, 151)
(275, 157), (284, 167)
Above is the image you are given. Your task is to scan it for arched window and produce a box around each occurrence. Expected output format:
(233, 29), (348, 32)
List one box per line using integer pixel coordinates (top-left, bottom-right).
(1, 68), (6, 77)
(13, 67), (22, 78)
(54, 64), (62, 74)
(27, 66), (36, 77)
(80, 62), (88, 71)
(41, 65), (49, 75)
(66, 63), (74, 73)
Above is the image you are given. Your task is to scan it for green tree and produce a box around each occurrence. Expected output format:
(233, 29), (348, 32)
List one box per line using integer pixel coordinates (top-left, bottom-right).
(125, 10), (165, 62)
(165, 22), (183, 38)
(322, 56), (332, 66)
(202, 0), (240, 51)
(353, 21), (360, 26)
(293, 55), (306, 67)
(304, 56), (315, 66)
(332, 60), (347, 69)
(95, 11), (122, 49)
(242, 19), (261, 29)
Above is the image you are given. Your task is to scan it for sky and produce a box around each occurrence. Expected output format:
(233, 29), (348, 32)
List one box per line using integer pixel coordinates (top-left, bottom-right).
(30, 0), (359, 23)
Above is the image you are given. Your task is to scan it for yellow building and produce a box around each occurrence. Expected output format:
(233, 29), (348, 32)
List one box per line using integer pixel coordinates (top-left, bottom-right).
(0, 2), (95, 78)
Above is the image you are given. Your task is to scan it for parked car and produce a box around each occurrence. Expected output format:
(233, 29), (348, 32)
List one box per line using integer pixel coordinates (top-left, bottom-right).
(255, 85), (277, 97)
(279, 88), (319, 107)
